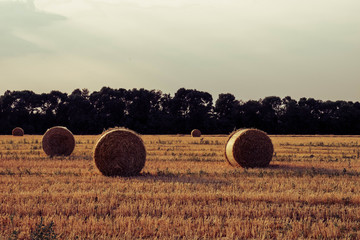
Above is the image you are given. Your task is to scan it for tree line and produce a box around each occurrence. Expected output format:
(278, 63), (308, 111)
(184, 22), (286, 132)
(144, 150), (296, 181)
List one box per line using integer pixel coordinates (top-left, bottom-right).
(0, 87), (359, 135)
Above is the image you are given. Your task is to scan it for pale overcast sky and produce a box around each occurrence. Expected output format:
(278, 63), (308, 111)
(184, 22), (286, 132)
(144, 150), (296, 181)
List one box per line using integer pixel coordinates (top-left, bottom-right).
(0, 0), (359, 101)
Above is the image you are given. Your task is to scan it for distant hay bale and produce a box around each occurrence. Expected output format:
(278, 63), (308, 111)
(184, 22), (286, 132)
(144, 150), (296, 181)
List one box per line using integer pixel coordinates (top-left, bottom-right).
(12, 127), (24, 136)
(42, 126), (75, 157)
(93, 128), (146, 176)
(225, 128), (273, 168)
(191, 129), (201, 137)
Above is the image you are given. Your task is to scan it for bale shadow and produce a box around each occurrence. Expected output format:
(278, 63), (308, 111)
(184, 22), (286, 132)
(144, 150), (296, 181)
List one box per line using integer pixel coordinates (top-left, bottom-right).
(127, 172), (230, 185)
(268, 163), (359, 176)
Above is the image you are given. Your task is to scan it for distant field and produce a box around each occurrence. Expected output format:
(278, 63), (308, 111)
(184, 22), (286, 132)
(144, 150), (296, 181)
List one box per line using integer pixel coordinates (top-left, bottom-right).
(1, 134), (360, 239)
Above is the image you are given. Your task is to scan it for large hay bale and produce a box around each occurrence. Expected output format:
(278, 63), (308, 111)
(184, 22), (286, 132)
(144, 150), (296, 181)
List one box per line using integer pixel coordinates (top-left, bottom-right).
(93, 128), (146, 176)
(42, 126), (75, 157)
(191, 129), (201, 137)
(225, 129), (273, 168)
(12, 127), (24, 136)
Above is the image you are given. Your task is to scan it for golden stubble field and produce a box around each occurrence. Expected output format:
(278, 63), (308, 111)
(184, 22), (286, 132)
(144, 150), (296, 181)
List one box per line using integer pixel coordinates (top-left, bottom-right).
(1, 134), (360, 239)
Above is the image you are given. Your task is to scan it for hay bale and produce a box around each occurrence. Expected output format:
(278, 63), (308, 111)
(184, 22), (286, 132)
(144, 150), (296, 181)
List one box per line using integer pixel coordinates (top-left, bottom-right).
(12, 127), (24, 136)
(93, 128), (146, 176)
(191, 129), (201, 137)
(42, 126), (75, 157)
(225, 128), (273, 168)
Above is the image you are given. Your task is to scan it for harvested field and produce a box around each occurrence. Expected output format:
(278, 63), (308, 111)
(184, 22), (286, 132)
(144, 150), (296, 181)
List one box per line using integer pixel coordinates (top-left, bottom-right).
(1, 135), (360, 239)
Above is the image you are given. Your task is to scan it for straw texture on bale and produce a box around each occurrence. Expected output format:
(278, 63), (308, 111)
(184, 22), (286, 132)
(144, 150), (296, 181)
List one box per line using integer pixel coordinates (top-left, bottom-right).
(225, 128), (273, 168)
(42, 126), (75, 157)
(191, 129), (201, 137)
(93, 128), (146, 176)
(12, 127), (24, 136)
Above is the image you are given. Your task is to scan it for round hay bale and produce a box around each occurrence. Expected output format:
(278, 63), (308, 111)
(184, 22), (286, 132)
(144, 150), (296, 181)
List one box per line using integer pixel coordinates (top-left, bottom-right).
(225, 128), (273, 168)
(93, 128), (146, 176)
(12, 127), (24, 136)
(42, 126), (75, 157)
(191, 129), (201, 137)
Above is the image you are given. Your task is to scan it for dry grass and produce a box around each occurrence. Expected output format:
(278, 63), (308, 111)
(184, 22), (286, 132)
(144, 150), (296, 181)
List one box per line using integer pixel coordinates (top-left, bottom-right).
(12, 127), (24, 136)
(225, 129), (274, 168)
(42, 126), (75, 157)
(1, 134), (360, 239)
(93, 128), (146, 176)
(191, 129), (201, 137)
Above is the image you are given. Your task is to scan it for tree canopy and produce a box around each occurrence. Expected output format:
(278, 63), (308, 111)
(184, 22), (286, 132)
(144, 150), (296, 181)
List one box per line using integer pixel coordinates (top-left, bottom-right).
(1, 87), (359, 135)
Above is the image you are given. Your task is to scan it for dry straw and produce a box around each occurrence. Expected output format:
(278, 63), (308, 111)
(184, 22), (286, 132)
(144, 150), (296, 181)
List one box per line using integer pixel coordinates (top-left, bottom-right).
(42, 126), (75, 157)
(191, 129), (201, 137)
(93, 128), (146, 176)
(225, 128), (274, 168)
(12, 127), (24, 136)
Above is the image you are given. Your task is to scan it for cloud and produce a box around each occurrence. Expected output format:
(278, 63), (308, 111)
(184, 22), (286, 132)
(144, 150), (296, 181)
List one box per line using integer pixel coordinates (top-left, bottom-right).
(0, 0), (66, 57)
(1, 0), (360, 101)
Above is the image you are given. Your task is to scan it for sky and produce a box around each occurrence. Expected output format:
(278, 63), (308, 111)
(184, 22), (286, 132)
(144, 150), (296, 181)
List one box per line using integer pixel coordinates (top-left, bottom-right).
(0, 0), (359, 101)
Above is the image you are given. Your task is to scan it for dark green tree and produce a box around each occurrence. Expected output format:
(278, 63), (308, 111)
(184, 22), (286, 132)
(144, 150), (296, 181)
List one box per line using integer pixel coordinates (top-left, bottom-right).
(170, 88), (214, 133)
(215, 93), (239, 133)
(90, 87), (127, 131)
(67, 88), (97, 134)
(259, 96), (282, 133)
